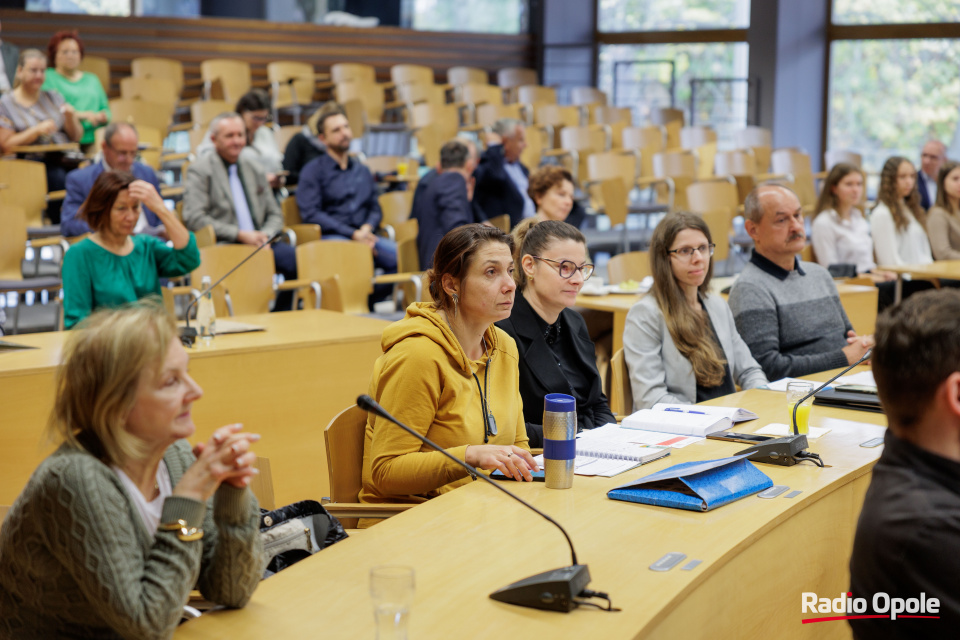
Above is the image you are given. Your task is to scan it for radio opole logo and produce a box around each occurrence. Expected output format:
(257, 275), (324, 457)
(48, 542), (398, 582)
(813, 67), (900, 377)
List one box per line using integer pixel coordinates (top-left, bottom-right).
(801, 592), (941, 624)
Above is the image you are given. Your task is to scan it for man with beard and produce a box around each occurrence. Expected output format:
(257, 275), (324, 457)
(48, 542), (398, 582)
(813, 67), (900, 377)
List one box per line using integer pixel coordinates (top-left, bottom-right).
(296, 102), (397, 278)
(728, 184), (873, 380)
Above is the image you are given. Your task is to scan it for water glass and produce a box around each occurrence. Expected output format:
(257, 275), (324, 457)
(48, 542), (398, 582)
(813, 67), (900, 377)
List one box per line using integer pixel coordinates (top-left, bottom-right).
(370, 565), (415, 639)
(786, 381), (815, 434)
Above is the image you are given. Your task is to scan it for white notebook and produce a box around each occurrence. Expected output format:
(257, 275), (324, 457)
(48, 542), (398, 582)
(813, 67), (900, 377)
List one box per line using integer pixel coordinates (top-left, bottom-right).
(621, 408), (732, 436)
(652, 403), (758, 423)
(534, 425), (672, 477)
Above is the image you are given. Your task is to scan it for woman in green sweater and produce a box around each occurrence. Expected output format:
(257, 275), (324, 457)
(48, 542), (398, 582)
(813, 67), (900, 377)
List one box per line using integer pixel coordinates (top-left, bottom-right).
(41, 30), (110, 147)
(0, 303), (264, 638)
(62, 170), (201, 328)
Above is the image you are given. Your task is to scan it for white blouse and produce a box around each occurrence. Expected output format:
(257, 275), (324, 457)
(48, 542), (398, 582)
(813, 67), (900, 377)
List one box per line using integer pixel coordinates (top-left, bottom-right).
(112, 460), (173, 535)
(869, 202), (933, 267)
(811, 208), (877, 273)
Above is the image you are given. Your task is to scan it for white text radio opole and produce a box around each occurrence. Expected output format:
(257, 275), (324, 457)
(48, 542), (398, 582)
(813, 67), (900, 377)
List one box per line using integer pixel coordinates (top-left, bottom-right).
(803, 592), (940, 620)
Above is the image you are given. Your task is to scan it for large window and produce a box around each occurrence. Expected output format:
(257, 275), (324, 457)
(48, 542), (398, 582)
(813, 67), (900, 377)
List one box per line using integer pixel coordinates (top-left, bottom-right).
(405, 0), (527, 34)
(26, 0), (198, 17)
(827, 38), (960, 171)
(598, 0), (749, 33)
(832, 0), (960, 25)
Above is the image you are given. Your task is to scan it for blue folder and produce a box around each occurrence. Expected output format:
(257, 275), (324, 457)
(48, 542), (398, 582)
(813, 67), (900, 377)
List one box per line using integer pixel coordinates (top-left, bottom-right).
(607, 454), (773, 512)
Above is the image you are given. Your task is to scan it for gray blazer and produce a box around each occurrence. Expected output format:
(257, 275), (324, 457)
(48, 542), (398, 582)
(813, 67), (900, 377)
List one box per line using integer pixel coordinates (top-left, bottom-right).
(182, 150), (283, 242)
(623, 293), (768, 410)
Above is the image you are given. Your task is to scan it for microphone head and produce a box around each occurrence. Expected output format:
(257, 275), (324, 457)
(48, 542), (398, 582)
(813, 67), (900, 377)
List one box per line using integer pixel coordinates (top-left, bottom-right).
(357, 394), (380, 414)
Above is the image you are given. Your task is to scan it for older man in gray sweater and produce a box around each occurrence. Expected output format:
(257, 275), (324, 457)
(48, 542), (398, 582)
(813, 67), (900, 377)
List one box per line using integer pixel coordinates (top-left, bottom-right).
(728, 184), (873, 380)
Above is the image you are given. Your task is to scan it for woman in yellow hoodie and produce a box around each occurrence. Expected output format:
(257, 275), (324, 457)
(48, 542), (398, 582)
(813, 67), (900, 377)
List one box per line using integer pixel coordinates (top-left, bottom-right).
(360, 224), (539, 507)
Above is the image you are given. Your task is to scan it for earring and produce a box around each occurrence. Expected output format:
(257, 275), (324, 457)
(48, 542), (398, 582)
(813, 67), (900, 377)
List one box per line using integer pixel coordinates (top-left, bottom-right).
(452, 292), (459, 318)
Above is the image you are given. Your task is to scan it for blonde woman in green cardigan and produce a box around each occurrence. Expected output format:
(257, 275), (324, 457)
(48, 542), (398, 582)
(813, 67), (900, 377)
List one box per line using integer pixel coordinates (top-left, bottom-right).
(0, 304), (264, 639)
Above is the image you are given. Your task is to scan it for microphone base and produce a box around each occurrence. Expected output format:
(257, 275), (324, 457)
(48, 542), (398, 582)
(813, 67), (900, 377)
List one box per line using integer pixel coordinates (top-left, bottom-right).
(489, 564), (591, 612)
(736, 434), (809, 466)
(179, 326), (197, 347)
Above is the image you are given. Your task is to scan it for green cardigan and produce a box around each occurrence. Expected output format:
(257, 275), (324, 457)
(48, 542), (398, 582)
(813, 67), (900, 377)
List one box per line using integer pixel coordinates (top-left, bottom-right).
(0, 440), (264, 639)
(62, 233), (201, 329)
(41, 69), (110, 145)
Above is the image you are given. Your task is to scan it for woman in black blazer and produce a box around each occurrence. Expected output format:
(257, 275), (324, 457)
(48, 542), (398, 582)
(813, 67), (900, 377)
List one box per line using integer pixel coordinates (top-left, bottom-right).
(496, 219), (615, 447)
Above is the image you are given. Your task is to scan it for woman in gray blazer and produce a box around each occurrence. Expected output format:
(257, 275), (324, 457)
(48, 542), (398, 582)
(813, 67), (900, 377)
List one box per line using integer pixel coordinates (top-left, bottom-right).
(623, 212), (767, 410)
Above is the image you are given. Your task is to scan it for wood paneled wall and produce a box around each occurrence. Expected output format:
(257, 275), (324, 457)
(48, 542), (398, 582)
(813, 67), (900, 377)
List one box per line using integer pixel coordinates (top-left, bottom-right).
(0, 10), (534, 96)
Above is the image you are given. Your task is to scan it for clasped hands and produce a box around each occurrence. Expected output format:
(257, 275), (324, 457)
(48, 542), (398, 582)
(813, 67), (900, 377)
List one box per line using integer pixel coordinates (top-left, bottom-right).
(175, 424), (260, 503)
(466, 444), (540, 482)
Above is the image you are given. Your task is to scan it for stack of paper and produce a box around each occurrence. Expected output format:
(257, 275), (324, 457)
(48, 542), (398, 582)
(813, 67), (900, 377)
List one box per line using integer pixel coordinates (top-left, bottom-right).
(621, 408), (732, 436)
(651, 403), (758, 423)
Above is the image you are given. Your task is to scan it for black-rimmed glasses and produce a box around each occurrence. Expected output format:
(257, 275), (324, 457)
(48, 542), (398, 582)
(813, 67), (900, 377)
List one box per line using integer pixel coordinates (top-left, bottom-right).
(533, 256), (595, 280)
(667, 244), (716, 260)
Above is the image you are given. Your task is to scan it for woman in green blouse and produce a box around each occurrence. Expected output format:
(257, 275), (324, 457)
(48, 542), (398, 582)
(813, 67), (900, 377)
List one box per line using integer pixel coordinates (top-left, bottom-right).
(62, 170), (201, 328)
(41, 31), (109, 147)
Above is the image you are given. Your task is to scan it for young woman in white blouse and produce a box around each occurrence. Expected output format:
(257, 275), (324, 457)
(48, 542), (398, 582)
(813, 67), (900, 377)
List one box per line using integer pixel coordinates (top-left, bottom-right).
(870, 156), (933, 267)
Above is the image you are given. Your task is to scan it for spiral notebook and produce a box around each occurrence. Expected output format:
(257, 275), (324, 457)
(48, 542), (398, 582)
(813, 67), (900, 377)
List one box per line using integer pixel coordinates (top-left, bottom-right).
(533, 426), (672, 477)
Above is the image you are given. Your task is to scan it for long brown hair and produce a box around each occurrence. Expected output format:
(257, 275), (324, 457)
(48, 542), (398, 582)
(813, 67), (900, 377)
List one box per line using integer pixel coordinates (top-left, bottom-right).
(650, 212), (725, 387)
(511, 217), (585, 291)
(814, 162), (863, 218)
(934, 160), (960, 216)
(874, 156), (924, 231)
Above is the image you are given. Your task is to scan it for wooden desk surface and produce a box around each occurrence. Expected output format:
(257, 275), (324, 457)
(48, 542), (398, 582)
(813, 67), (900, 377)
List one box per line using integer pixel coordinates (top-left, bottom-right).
(178, 367), (884, 639)
(879, 259), (960, 278)
(0, 310), (390, 506)
(8, 142), (80, 154)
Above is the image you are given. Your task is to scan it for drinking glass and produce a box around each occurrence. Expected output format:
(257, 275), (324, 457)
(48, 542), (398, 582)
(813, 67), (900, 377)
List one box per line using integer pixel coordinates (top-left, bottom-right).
(786, 381), (815, 434)
(370, 565), (415, 639)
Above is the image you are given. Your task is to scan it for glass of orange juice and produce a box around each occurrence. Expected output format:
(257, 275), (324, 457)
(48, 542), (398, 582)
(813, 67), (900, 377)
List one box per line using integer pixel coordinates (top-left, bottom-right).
(786, 381), (815, 434)
(396, 161), (408, 178)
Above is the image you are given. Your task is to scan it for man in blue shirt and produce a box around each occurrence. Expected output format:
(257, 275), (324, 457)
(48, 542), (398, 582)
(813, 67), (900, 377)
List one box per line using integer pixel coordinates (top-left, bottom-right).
(296, 102), (397, 277)
(60, 122), (163, 237)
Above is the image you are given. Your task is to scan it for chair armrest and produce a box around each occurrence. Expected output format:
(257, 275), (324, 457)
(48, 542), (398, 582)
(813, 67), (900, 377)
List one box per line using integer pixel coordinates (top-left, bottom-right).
(755, 172), (792, 183)
(541, 148), (570, 158)
(168, 122), (193, 133)
(160, 152), (191, 163)
(160, 185), (185, 199)
(373, 272), (424, 302)
(46, 190), (66, 202)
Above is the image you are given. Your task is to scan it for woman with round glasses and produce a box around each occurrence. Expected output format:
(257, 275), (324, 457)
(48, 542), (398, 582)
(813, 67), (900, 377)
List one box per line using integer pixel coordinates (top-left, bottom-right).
(497, 218), (615, 446)
(623, 212), (767, 410)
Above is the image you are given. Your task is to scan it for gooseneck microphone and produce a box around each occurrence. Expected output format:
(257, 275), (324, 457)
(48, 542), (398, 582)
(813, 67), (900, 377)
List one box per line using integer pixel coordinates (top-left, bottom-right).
(179, 232), (282, 347)
(737, 349), (872, 467)
(357, 394), (616, 613)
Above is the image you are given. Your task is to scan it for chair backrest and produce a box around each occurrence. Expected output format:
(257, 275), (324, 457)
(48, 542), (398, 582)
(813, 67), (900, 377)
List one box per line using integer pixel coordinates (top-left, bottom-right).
(609, 348), (633, 417)
(734, 126), (773, 149)
(131, 56), (184, 95)
(286, 223), (322, 245)
(267, 60), (315, 108)
(476, 103), (522, 129)
(535, 104), (579, 129)
(588, 152), (636, 186)
(695, 140), (718, 180)
(0, 203), (27, 280)
(518, 85), (557, 106)
(497, 67), (538, 89)
(714, 149), (757, 176)
(341, 99), (366, 139)
(411, 103), (459, 141)
(109, 98), (173, 133)
(593, 106), (631, 126)
(378, 190), (413, 228)
(331, 63), (377, 85)
(200, 58), (251, 103)
(193, 224), (217, 248)
(391, 64), (434, 87)
(461, 83), (503, 108)
(622, 125), (664, 153)
(296, 240), (374, 315)
(79, 55), (110, 94)
(824, 149), (862, 170)
(282, 196), (301, 226)
(190, 99), (233, 131)
(120, 77), (178, 117)
(649, 107), (684, 127)
(520, 124), (548, 169)
(0, 159), (47, 227)
(687, 179), (739, 216)
(335, 81), (385, 125)
(606, 251), (651, 285)
(273, 125), (303, 155)
(487, 214), (511, 233)
(599, 178), (628, 228)
(323, 404), (369, 529)
(398, 82), (446, 108)
(192, 244), (276, 316)
(559, 126), (607, 153)
(570, 87), (607, 106)
(772, 149), (817, 208)
(250, 457), (276, 510)
(696, 208), (732, 263)
(447, 66), (487, 87)
(653, 150), (696, 178)
(680, 126), (717, 150)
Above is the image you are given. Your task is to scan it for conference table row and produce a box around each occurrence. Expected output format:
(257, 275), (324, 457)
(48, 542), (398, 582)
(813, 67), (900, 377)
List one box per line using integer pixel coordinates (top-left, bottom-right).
(175, 367), (885, 639)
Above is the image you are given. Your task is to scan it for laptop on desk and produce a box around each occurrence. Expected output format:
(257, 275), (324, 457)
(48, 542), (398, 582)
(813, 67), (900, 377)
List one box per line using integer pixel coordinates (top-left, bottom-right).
(812, 388), (884, 414)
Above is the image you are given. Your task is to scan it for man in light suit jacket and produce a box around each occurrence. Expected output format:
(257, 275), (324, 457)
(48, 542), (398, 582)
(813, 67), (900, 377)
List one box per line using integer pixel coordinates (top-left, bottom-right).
(183, 111), (297, 310)
(61, 122), (163, 237)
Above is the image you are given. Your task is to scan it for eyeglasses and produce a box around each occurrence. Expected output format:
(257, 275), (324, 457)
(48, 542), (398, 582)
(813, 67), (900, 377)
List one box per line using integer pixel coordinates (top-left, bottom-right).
(667, 244), (716, 260)
(533, 256), (595, 280)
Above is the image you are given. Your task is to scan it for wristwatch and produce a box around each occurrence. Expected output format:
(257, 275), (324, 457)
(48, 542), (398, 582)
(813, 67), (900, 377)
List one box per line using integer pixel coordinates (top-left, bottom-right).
(158, 519), (204, 542)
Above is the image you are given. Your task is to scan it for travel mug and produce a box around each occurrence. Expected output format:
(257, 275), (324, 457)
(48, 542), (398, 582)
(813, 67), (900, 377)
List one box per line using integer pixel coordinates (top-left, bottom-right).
(542, 393), (576, 489)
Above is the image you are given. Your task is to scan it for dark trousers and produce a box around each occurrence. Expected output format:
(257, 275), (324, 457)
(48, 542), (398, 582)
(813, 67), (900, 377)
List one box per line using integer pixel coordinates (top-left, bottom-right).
(272, 241), (298, 311)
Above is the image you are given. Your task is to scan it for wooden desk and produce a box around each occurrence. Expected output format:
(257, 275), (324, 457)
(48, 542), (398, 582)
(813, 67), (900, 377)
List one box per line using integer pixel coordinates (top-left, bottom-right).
(0, 310), (389, 507)
(8, 142), (80, 154)
(177, 367), (885, 639)
(879, 260), (960, 302)
(576, 282), (878, 355)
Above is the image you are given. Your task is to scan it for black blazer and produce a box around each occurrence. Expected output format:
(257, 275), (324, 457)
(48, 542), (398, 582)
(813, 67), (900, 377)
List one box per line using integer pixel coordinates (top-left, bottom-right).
(474, 145), (529, 228)
(917, 171), (935, 210)
(497, 294), (615, 447)
(411, 171), (473, 269)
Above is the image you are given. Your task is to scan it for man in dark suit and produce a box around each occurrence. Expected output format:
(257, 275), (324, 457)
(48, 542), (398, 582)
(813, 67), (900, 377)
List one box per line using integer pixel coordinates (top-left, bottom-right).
(183, 112), (297, 310)
(917, 139), (946, 210)
(61, 122), (163, 237)
(411, 139), (477, 269)
(0, 20), (18, 93)
(473, 118), (534, 228)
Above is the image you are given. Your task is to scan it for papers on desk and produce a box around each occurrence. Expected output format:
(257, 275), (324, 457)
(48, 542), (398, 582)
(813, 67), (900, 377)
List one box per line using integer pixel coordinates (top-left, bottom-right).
(756, 423), (832, 439)
(213, 320), (266, 334)
(0, 340), (37, 352)
(622, 408), (732, 436)
(763, 378), (810, 392)
(835, 371), (876, 387)
(652, 403), (757, 423)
